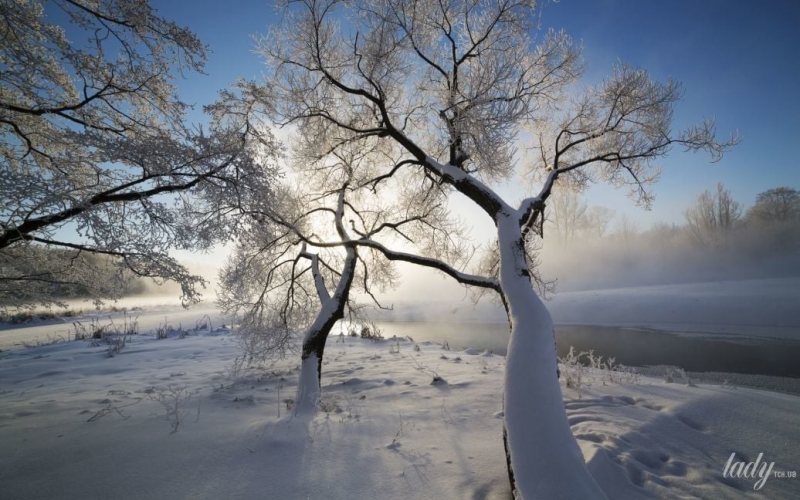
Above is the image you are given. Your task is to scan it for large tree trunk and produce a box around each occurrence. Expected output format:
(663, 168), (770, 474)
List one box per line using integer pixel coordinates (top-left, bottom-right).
(497, 213), (606, 499)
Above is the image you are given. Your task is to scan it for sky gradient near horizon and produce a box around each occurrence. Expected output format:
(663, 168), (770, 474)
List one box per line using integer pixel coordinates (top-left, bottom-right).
(151, 0), (799, 230)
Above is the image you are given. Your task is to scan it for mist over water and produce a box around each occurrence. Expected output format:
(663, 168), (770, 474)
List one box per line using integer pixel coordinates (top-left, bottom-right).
(370, 214), (800, 380)
(538, 226), (800, 293)
(376, 322), (800, 379)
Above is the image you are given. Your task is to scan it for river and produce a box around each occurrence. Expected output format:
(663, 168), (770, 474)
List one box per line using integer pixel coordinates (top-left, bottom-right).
(374, 321), (800, 378)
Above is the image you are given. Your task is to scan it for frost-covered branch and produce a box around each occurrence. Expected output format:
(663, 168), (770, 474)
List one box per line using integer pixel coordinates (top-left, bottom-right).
(298, 244), (331, 303)
(0, 2), (280, 307)
(355, 240), (499, 291)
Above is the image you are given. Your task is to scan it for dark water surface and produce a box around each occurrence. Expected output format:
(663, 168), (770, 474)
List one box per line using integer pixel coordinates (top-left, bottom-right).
(375, 322), (800, 378)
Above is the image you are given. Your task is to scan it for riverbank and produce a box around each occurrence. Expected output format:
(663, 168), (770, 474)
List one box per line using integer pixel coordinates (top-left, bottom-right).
(1, 331), (797, 498)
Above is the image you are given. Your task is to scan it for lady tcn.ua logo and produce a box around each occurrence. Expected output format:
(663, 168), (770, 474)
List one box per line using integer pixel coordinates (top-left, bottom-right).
(722, 452), (774, 491)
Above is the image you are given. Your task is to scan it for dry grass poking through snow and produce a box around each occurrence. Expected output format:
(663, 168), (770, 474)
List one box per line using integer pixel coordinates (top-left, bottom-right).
(0, 327), (798, 499)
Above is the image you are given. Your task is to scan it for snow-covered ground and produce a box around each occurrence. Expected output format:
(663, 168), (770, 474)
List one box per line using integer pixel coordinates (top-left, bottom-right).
(1, 327), (798, 499)
(0, 302), (224, 351)
(547, 278), (800, 341)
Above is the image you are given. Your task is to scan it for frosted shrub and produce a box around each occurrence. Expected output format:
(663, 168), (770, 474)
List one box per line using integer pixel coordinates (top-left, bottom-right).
(408, 354), (445, 385)
(105, 335), (127, 358)
(661, 366), (694, 386)
(676, 368), (695, 387)
(72, 318), (109, 341)
(155, 317), (170, 340)
(561, 347), (641, 394)
(359, 323), (384, 341)
(387, 412), (415, 449)
(585, 350), (601, 370)
(340, 393), (361, 421)
(610, 365), (641, 385)
(102, 315), (138, 357)
(558, 346), (586, 397)
(194, 315), (213, 332)
(602, 361), (636, 385)
(317, 394), (342, 414)
(149, 384), (194, 433)
(225, 356), (247, 382)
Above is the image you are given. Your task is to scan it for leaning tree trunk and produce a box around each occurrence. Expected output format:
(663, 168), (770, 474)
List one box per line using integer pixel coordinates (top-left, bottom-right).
(497, 213), (607, 499)
(294, 303), (340, 417)
(293, 247), (358, 418)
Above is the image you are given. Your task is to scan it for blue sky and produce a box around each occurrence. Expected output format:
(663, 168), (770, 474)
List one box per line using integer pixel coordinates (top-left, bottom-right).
(538, 0), (800, 224)
(155, 0), (799, 227)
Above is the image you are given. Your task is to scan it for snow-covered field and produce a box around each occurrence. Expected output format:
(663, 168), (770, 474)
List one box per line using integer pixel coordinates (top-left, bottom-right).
(1, 326), (798, 499)
(548, 278), (800, 341)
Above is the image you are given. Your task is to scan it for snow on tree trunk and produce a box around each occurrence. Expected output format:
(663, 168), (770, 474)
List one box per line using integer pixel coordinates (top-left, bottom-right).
(497, 213), (606, 499)
(294, 314), (331, 417)
(295, 351), (321, 418)
(293, 246), (357, 418)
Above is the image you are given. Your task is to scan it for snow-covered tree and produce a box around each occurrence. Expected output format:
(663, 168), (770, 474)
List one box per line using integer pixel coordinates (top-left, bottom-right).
(218, 138), (486, 417)
(219, 183), (363, 417)
(0, 0), (278, 309)
(256, 0), (737, 496)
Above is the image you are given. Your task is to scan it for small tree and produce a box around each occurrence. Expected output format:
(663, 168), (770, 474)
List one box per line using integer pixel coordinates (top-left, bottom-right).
(258, 0), (737, 496)
(220, 184), (363, 417)
(218, 140), (481, 417)
(0, 0), (278, 309)
(684, 183), (743, 246)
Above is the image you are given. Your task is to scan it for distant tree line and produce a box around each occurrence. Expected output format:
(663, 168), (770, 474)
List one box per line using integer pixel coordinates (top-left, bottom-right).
(544, 185), (800, 290)
(684, 184), (799, 246)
